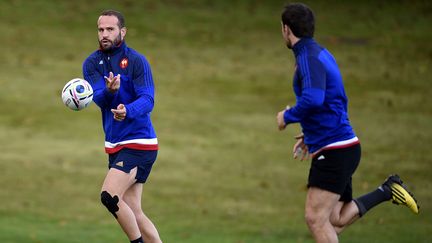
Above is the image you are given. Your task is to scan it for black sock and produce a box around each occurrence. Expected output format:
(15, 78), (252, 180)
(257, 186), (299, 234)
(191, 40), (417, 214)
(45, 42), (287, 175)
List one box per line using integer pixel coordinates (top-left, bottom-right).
(130, 236), (144, 243)
(353, 186), (392, 217)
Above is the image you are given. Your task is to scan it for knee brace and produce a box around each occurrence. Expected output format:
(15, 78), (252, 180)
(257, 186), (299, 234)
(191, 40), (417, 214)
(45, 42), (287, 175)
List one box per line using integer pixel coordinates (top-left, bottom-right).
(100, 191), (119, 218)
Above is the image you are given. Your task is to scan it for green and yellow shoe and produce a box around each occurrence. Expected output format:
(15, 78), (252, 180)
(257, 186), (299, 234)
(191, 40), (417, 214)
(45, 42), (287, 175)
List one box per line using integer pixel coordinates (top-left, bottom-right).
(383, 174), (419, 214)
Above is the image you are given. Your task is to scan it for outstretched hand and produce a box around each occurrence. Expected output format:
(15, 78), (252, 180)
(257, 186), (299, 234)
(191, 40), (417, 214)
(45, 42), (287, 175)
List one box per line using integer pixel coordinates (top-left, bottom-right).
(104, 71), (121, 93)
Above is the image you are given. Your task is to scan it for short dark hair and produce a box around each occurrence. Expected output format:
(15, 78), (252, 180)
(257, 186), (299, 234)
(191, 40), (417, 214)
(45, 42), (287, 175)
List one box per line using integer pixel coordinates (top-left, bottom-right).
(281, 3), (315, 38)
(100, 10), (125, 29)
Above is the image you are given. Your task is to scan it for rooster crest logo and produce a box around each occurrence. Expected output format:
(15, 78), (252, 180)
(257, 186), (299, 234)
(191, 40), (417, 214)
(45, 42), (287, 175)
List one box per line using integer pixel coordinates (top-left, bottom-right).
(120, 58), (128, 69)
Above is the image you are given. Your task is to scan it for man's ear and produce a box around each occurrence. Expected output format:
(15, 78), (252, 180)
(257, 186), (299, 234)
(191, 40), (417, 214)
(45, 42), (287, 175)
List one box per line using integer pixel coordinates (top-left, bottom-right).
(283, 24), (291, 35)
(121, 27), (127, 39)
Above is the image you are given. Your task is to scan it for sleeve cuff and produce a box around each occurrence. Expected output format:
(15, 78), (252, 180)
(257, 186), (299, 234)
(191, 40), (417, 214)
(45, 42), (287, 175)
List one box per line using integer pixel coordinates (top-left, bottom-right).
(124, 104), (135, 120)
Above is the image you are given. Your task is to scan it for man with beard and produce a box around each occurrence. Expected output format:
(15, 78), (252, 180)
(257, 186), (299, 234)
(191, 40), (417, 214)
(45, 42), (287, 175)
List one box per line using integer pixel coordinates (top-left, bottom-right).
(83, 10), (162, 243)
(276, 3), (419, 242)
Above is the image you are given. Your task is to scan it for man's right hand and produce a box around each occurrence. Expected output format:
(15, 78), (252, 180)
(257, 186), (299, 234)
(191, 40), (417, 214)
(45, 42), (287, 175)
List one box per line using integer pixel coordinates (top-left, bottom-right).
(104, 71), (121, 93)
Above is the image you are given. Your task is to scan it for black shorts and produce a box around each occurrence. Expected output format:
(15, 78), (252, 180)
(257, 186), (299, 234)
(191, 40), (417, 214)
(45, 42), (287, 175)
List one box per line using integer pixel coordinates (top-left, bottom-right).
(108, 148), (158, 183)
(308, 143), (361, 202)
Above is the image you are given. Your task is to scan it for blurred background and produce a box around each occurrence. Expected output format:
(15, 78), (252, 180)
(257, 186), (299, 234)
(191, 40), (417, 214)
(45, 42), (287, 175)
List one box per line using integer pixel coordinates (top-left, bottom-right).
(0, 0), (431, 242)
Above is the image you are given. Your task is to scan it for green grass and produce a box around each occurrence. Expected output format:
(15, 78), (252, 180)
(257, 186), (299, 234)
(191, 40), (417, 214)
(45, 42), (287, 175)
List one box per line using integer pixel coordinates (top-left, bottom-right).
(0, 0), (431, 242)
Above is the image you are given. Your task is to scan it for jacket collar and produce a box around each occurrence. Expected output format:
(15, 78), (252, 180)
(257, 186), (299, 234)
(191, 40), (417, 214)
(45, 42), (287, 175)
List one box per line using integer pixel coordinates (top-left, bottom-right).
(292, 38), (314, 56)
(100, 41), (126, 55)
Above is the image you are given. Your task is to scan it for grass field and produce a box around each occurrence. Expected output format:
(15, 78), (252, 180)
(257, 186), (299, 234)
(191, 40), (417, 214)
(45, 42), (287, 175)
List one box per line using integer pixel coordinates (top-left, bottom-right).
(0, 0), (431, 242)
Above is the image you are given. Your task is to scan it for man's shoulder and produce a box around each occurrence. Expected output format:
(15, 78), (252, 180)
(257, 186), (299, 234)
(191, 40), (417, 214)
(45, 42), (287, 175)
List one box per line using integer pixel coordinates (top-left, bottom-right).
(125, 46), (149, 63)
(305, 43), (325, 58)
(84, 50), (102, 64)
(297, 45), (332, 66)
(296, 51), (322, 68)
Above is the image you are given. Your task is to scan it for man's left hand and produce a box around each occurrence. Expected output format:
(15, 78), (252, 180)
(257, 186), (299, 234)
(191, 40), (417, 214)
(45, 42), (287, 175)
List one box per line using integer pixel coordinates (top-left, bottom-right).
(111, 104), (127, 121)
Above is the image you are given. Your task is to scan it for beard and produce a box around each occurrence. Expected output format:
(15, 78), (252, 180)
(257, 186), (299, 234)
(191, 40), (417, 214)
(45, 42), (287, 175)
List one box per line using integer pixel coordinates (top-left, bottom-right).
(99, 33), (122, 51)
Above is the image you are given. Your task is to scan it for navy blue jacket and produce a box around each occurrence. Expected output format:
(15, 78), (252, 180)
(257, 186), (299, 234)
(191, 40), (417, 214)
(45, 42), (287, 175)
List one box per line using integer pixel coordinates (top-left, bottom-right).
(83, 42), (158, 153)
(284, 38), (356, 153)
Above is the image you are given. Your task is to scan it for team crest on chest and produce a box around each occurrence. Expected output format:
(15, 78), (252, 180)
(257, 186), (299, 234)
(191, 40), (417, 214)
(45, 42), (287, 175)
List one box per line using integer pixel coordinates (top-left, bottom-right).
(120, 58), (128, 69)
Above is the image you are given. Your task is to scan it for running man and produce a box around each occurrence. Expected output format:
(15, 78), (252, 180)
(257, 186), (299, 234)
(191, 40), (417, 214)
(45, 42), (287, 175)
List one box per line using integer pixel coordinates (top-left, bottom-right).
(276, 3), (419, 242)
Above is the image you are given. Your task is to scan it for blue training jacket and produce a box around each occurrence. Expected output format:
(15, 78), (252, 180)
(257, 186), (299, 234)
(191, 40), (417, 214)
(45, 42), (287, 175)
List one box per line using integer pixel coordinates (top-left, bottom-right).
(83, 42), (158, 153)
(283, 38), (356, 153)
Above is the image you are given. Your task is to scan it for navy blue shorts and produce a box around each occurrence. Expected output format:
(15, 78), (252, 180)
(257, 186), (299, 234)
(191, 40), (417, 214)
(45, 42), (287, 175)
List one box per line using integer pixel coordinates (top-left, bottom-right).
(308, 144), (361, 202)
(108, 148), (158, 183)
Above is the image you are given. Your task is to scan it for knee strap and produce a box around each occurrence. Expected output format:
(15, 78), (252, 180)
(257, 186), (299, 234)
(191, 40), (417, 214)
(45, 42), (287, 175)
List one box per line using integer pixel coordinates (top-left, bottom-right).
(101, 191), (119, 218)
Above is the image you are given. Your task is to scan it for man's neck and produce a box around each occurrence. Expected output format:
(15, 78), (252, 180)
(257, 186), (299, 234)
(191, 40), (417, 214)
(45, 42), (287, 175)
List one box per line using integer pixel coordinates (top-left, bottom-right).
(290, 36), (300, 47)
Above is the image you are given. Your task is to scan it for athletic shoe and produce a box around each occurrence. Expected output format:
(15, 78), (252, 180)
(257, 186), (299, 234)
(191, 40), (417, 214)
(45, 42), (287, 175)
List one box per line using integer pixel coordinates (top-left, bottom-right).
(382, 174), (419, 214)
